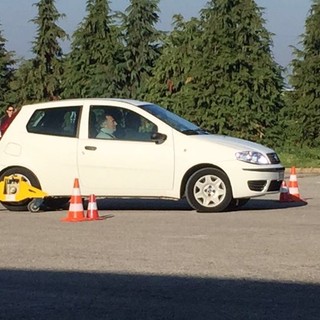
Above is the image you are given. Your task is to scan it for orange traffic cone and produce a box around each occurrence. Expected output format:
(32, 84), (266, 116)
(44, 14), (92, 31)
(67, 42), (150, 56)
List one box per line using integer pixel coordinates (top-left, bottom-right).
(86, 194), (104, 221)
(288, 166), (302, 202)
(279, 180), (291, 202)
(61, 178), (86, 222)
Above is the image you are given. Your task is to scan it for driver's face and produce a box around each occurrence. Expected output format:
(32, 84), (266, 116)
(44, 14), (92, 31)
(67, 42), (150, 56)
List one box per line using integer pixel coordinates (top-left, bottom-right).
(105, 115), (117, 132)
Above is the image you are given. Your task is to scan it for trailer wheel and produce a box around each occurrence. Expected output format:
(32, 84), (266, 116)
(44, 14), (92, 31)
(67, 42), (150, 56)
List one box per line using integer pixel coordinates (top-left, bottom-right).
(27, 199), (41, 212)
(0, 167), (41, 212)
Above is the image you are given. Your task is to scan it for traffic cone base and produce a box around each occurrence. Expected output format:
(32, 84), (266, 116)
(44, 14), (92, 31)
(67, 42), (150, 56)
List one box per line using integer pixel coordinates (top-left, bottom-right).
(289, 194), (303, 202)
(86, 194), (105, 221)
(61, 178), (86, 222)
(62, 212), (86, 222)
(279, 181), (292, 202)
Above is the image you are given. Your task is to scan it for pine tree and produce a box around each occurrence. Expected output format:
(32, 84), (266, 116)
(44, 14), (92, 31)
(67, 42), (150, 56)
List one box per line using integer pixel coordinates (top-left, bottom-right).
(288, 0), (320, 147)
(122, 0), (161, 99)
(146, 15), (203, 117)
(30, 0), (67, 101)
(62, 0), (123, 98)
(0, 24), (15, 111)
(193, 0), (284, 145)
(9, 59), (36, 105)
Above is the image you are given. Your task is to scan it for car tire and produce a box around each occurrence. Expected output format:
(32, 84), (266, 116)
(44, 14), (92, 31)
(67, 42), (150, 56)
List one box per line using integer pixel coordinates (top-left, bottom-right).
(186, 168), (232, 212)
(0, 167), (41, 212)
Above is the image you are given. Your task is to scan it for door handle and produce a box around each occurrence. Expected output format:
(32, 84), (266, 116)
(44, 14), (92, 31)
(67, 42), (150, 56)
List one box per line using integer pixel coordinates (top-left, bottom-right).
(85, 146), (97, 151)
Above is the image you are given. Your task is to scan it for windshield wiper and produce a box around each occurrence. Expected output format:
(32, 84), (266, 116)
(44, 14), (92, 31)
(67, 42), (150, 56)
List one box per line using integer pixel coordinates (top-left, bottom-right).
(181, 129), (208, 135)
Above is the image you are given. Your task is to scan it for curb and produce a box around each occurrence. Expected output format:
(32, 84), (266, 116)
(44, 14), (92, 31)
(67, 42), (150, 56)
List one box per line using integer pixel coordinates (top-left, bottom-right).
(284, 168), (320, 179)
(285, 168), (320, 174)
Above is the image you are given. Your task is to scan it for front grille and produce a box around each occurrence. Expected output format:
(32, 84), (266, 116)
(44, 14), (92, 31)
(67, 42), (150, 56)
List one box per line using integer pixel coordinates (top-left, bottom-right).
(268, 180), (282, 191)
(248, 180), (267, 192)
(267, 153), (281, 164)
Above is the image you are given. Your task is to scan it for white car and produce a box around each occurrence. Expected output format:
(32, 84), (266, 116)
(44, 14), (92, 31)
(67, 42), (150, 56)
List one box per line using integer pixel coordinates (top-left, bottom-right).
(0, 98), (284, 212)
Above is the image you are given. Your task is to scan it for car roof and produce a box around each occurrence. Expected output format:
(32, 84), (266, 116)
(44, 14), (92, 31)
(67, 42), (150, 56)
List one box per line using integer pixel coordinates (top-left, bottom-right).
(22, 98), (149, 109)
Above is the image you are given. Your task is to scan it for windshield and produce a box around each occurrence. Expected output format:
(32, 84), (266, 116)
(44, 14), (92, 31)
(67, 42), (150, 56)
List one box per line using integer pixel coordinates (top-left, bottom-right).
(140, 104), (208, 135)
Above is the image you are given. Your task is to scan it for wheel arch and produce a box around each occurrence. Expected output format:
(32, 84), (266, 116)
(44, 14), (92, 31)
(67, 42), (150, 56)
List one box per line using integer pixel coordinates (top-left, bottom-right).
(0, 165), (42, 188)
(180, 164), (233, 198)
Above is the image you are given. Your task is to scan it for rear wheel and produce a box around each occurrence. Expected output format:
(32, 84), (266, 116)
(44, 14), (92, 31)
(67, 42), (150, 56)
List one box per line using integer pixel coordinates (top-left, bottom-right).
(186, 168), (232, 212)
(0, 167), (41, 212)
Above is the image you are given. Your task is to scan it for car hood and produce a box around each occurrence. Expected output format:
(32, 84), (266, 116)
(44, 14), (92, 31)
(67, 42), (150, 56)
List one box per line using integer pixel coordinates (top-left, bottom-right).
(188, 134), (276, 154)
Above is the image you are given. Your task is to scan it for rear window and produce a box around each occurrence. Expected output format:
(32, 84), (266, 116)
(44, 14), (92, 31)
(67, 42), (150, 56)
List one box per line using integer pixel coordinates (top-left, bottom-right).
(26, 106), (81, 137)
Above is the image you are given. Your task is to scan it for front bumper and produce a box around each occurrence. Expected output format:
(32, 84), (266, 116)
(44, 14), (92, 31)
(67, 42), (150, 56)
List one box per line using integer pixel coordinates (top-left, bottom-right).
(229, 165), (285, 198)
(244, 167), (284, 192)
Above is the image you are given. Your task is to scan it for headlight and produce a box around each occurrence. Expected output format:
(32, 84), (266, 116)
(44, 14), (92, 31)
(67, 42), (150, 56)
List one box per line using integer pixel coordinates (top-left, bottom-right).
(235, 151), (269, 165)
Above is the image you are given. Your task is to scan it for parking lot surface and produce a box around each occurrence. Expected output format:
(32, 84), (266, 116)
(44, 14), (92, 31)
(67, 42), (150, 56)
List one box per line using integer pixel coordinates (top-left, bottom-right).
(1, 174), (320, 319)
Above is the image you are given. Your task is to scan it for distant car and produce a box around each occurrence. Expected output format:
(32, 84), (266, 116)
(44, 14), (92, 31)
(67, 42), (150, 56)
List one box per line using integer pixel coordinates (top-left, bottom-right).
(0, 98), (284, 212)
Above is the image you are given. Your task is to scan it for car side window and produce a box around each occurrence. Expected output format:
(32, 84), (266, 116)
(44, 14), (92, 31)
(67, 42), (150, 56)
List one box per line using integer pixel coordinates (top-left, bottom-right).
(123, 110), (157, 141)
(89, 105), (157, 141)
(89, 106), (120, 139)
(26, 106), (81, 137)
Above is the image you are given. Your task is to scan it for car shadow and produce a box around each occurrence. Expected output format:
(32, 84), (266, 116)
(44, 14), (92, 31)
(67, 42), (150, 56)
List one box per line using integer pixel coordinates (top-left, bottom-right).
(0, 198), (308, 213)
(0, 269), (319, 320)
(92, 198), (194, 211)
(232, 198), (308, 212)
(92, 198), (308, 212)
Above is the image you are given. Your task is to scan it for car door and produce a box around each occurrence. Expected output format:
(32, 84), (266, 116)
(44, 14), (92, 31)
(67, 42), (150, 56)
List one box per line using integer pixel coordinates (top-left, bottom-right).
(77, 105), (175, 197)
(22, 105), (81, 194)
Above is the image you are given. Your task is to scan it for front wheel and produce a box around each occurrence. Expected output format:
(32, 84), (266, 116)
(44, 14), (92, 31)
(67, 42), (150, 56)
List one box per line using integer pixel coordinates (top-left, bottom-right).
(186, 168), (232, 212)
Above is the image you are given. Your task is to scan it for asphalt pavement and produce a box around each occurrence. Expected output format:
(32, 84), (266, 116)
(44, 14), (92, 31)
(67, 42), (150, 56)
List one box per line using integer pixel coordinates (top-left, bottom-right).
(0, 173), (320, 319)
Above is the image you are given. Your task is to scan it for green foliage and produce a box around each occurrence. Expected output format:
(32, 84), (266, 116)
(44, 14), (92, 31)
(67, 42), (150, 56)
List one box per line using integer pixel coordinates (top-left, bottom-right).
(62, 0), (123, 98)
(122, 0), (162, 99)
(28, 0), (67, 101)
(0, 24), (15, 111)
(8, 60), (37, 106)
(288, 0), (320, 147)
(146, 15), (203, 115)
(193, 0), (284, 146)
(147, 0), (285, 148)
(277, 146), (320, 168)
(2, 0), (320, 158)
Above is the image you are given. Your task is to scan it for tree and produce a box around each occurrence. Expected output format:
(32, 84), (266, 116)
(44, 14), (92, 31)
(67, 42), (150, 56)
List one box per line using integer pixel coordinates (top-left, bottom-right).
(0, 24), (15, 111)
(288, 0), (320, 147)
(193, 0), (284, 145)
(122, 0), (162, 99)
(9, 59), (36, 106)
(30, 0), (67, 101)
(146, 15), (203, 117)
(62, 0), (123, 98)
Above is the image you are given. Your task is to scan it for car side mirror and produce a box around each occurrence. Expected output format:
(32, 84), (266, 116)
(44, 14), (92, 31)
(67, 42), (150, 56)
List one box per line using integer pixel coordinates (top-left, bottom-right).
(151, 132), (167, 144)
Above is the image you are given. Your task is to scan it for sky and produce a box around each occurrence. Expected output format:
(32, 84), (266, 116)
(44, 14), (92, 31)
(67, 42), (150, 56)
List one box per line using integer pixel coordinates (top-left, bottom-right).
(0, 0), (312, 69)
